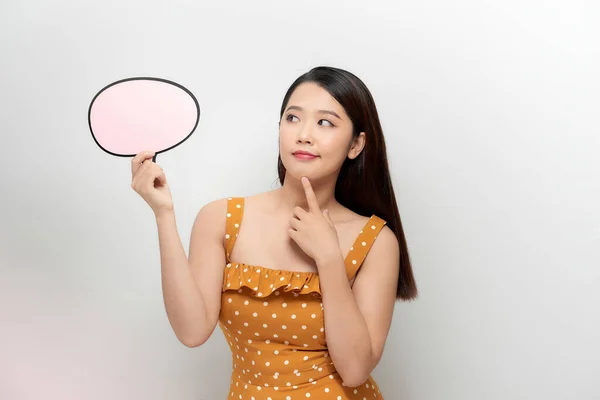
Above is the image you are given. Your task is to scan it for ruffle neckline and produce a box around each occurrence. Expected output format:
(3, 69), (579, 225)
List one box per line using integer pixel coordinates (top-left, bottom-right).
(222, 262), (321, 297)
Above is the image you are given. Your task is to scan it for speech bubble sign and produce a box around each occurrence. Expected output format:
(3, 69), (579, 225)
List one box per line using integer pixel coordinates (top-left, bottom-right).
(88, 77), (200, 162)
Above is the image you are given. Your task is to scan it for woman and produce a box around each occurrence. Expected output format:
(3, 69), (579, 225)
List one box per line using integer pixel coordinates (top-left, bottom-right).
(131, 66), (418, 399)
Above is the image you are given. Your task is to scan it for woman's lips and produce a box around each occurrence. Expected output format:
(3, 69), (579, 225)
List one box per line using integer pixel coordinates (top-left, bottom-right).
(293, 151), (318, 160)
(294, 153), (318, 160)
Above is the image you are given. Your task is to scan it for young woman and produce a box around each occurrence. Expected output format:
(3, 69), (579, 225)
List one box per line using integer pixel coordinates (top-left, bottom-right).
(131, 66), (418, 399)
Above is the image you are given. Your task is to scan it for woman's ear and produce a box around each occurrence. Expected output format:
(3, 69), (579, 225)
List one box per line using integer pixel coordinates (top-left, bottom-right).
(347, 132), (366, 160)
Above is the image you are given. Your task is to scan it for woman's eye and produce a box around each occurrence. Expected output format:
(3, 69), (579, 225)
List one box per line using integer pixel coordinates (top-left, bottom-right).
(285, 114), (333, 127)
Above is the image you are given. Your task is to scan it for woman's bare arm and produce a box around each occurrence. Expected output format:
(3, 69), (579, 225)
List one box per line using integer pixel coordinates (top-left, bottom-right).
(155, 198), (227, 347)
(317, 226), (400, 386)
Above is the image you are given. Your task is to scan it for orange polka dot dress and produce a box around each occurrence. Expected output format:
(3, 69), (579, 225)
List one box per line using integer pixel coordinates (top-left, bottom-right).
(218, 197), (387, 399)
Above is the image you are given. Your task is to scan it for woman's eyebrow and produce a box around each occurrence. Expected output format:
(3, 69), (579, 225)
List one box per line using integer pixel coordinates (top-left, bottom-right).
(286, 105), (342, 120)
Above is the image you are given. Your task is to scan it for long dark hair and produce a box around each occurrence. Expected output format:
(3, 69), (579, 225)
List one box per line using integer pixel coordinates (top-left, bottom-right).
(277, 66), (418, 301)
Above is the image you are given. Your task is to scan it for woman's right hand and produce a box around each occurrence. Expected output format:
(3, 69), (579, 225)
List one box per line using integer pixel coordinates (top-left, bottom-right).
(131, 151), (174, 216)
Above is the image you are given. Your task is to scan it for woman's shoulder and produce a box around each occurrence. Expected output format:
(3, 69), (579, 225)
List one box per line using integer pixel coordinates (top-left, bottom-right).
(334, 206), (376, 228)
(335, 207), (395, 243)
(196, 191), (268, 217)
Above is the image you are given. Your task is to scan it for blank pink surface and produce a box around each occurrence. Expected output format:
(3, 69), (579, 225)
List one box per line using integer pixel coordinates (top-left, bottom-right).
(90, 79), (198, 154)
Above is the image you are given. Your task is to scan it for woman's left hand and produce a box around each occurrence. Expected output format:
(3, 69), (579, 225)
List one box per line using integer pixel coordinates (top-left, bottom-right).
(288, 177), (342, 265)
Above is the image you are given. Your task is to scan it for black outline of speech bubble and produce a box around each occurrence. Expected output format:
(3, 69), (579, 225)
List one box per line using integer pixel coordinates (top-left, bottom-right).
(88, 77), (200, 162)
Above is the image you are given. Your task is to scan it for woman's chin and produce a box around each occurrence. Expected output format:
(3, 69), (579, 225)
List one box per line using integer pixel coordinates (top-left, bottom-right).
(284, 170), (309, 181)
(285, 169), (333, 185)
(282, 158), (335, 183)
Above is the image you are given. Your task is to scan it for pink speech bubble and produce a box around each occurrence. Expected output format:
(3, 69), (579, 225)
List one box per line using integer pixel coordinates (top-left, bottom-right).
(88, 77), (199, 161)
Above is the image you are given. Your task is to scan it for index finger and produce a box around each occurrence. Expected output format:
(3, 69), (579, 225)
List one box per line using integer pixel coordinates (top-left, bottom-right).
(131, 151), (155, 175)
(301, 176), (319, 213)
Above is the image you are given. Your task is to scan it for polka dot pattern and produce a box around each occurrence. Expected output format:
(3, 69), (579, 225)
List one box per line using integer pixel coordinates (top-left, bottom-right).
(219, 197), (386, 399)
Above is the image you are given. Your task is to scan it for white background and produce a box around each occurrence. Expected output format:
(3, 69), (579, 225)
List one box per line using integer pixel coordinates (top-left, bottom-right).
(1, 1), (599, 399)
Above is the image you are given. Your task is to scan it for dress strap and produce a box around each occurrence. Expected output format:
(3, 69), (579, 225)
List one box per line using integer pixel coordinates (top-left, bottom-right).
(225, 197), (245, 263)
(344, 215), (387, 280)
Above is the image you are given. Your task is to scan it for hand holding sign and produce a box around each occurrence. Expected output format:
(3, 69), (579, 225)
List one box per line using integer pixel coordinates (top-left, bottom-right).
(130, 150), (174, 215)
(88, 77), (200, 215)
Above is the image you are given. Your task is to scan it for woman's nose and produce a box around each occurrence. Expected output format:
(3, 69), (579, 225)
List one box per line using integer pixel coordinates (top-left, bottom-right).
(297, 125), (313, 144)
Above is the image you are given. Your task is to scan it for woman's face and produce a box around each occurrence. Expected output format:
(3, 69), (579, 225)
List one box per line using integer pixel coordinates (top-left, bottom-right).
(279, 82), (365, 183)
